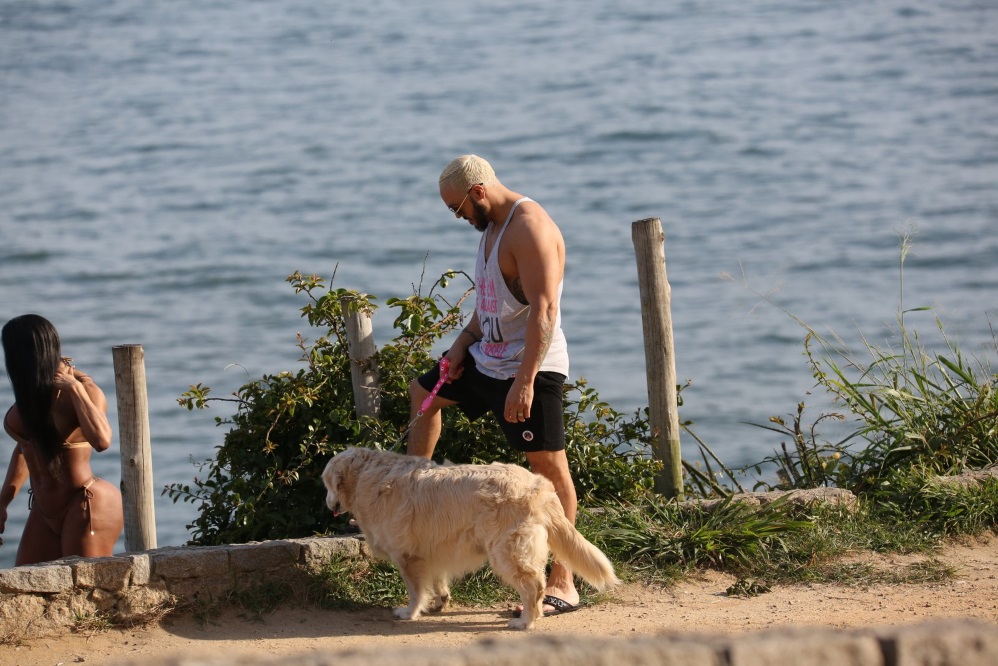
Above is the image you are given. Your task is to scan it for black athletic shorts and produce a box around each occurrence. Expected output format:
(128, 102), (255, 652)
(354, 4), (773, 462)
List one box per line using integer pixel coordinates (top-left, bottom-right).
(416, 353), (567, 453)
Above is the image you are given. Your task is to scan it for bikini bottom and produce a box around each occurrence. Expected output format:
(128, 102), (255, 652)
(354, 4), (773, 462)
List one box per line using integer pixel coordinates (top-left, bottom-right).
(28, 477), (98, 536)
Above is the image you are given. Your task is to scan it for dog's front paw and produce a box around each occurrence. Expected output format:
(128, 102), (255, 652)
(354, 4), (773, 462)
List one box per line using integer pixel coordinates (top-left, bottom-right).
(393, 606), (421, 620)
(507, 616), (534, 630)
(428, 593), (450, 613)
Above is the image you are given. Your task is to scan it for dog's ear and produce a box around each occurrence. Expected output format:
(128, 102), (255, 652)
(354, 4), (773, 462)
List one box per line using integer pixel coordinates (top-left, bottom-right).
(333, 452), (358, 505)
(321, 458), (337, 493)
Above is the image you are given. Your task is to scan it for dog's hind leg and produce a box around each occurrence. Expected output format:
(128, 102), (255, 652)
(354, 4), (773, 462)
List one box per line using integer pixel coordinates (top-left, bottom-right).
(427, 574), (451, 613)
(492, 528), (547, 630)
(507, 571), (544, 630)
(393, 556), (430, 620)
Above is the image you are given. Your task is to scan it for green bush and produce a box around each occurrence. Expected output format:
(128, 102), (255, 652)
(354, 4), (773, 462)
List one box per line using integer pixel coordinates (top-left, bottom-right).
(166, 271), (661, 546)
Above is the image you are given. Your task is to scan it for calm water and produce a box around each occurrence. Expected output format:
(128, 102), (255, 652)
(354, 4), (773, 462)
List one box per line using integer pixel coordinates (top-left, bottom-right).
(1, 0), (995, 568)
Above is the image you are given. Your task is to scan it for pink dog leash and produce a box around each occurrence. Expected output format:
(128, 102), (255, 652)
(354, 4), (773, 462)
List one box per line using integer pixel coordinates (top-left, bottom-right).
(418, 356), (450, 416)
(392, 356), (451, 451)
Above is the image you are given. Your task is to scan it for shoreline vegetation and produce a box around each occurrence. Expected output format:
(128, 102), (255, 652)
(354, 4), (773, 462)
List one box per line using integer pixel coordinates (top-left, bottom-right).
(155, 234), (997, 620)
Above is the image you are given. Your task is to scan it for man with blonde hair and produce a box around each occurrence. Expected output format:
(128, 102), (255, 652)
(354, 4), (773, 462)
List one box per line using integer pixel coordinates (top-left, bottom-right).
(408, 154), (582, 616)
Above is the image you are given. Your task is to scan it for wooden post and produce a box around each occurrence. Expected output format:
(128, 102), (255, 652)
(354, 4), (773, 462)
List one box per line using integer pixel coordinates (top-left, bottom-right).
(340, 298), (381, 421)
(112, 344), (158, 552)
(631, 218), (684, 500)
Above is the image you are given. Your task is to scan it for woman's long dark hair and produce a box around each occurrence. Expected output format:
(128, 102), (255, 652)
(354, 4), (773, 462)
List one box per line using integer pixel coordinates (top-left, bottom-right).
(2, 314), (64, 474)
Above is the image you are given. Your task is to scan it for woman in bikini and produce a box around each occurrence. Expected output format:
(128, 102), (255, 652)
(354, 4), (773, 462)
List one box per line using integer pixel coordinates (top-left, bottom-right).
(0, 314), (123, 565)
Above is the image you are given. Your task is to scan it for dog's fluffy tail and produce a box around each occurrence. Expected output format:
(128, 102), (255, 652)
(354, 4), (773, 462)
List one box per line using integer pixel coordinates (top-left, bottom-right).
(543, 495), (620, 591)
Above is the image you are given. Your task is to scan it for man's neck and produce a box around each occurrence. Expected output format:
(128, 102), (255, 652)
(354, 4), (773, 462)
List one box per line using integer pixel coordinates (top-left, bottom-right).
(487, 189), (525, 229)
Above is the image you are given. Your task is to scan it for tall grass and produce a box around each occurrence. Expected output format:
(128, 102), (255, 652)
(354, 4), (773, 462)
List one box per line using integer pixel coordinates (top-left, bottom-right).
(745, 227), (998, 495)
(803, 321), (998, 490)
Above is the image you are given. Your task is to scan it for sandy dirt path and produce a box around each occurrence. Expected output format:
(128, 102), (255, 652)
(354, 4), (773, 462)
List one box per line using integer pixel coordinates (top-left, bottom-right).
(3, 538), (997, 665)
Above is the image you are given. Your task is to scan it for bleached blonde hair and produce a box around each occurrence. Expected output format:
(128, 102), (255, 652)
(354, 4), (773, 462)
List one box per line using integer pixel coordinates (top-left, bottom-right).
(439, 154), (498, 190)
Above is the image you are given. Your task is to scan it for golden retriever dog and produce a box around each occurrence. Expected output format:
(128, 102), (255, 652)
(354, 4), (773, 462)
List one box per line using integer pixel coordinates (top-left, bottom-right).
(322, 446), (620, 630)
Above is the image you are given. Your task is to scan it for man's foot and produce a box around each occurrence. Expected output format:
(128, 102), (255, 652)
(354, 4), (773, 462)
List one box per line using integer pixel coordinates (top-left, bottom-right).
(514, 585), (580, 616)
(513, 594), (584, 618)
(539, 594), (583, 616)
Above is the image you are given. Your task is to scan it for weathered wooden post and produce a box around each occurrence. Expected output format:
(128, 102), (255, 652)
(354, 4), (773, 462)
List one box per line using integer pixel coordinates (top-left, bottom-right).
(340, 297), (381, 421)
(631, 218), (684, 500)
(112, 344), (157, 551)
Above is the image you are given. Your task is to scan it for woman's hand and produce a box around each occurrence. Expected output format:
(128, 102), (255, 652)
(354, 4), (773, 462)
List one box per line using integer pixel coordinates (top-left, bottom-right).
(52, 362), (80, 391)
(50, 362), (112, 450)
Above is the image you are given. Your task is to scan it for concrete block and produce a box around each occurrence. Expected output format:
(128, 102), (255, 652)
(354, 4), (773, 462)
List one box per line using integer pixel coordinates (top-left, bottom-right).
(129, 553), (152, 585)
(293, 536), (365, 570)
(123, 634), (724, 666)
(74, 555), (134, 591)
(726, 626), (884, 666)
(151, 546), (229, 579)
(881, 619), (998, 666)
(0, 564), (74, 593)
(228, 540), (300, 572)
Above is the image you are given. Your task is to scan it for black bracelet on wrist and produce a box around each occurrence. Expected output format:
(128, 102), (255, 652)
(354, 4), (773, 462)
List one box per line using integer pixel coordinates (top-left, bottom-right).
(462, 328), (481, 343)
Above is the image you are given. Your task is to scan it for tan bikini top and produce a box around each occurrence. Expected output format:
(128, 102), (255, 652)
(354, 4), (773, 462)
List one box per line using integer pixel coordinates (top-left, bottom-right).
(3, 406), (92, 450)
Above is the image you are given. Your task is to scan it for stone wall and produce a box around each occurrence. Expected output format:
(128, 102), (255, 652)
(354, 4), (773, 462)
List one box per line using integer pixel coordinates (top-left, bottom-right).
(0, 488), (858, 642)
(129, 619), (998, 666)
(3, 533), (998, 665)
(0, 535), (368, 641)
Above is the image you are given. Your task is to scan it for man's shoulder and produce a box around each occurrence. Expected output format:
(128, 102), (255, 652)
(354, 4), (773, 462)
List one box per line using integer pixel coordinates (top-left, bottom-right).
(511, 199), (560, 232)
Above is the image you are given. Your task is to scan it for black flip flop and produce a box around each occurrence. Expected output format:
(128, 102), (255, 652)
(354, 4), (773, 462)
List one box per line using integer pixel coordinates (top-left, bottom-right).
(513, 594), (584, 618)
(541, 594), (583, 616)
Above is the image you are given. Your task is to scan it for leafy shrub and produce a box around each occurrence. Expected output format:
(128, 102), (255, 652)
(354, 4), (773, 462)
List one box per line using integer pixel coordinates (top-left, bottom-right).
(166, 271), (661, 546)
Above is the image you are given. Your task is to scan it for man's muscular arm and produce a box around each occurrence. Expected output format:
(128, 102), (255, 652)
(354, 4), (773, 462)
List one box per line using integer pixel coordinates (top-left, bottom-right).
(501, 204), (565, 421)
(444, 312), (483, 381)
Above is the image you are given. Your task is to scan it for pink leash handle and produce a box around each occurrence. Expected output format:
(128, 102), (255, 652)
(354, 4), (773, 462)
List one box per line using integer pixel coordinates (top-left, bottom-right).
(418, 356), (451, 416)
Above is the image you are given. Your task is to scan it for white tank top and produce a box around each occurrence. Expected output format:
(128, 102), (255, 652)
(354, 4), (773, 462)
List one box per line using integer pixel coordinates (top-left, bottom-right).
(469, 197), (570, 380)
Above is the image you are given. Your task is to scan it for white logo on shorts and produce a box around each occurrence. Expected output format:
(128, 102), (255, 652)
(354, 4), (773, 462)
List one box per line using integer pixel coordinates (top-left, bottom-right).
(522, 430), (534, 442)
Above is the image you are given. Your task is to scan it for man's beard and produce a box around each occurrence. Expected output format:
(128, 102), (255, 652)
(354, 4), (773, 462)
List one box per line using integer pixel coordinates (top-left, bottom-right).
(471, 200), (490, 232)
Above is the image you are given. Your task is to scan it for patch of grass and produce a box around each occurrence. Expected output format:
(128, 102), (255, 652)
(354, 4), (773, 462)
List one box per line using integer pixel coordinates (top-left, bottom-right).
(116, 598), (180, 629)
(802, 558), (956, 587)
(313, 557), (407, 610)
(585, 495), (968, 591)
(761, 502), (939, 579)
(726, 578), (772, 597)
(871, 474), (998, 538)
(72, 610), (113, 635)
(596, 496), (812, 579)
(448, 568), (519, 607)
